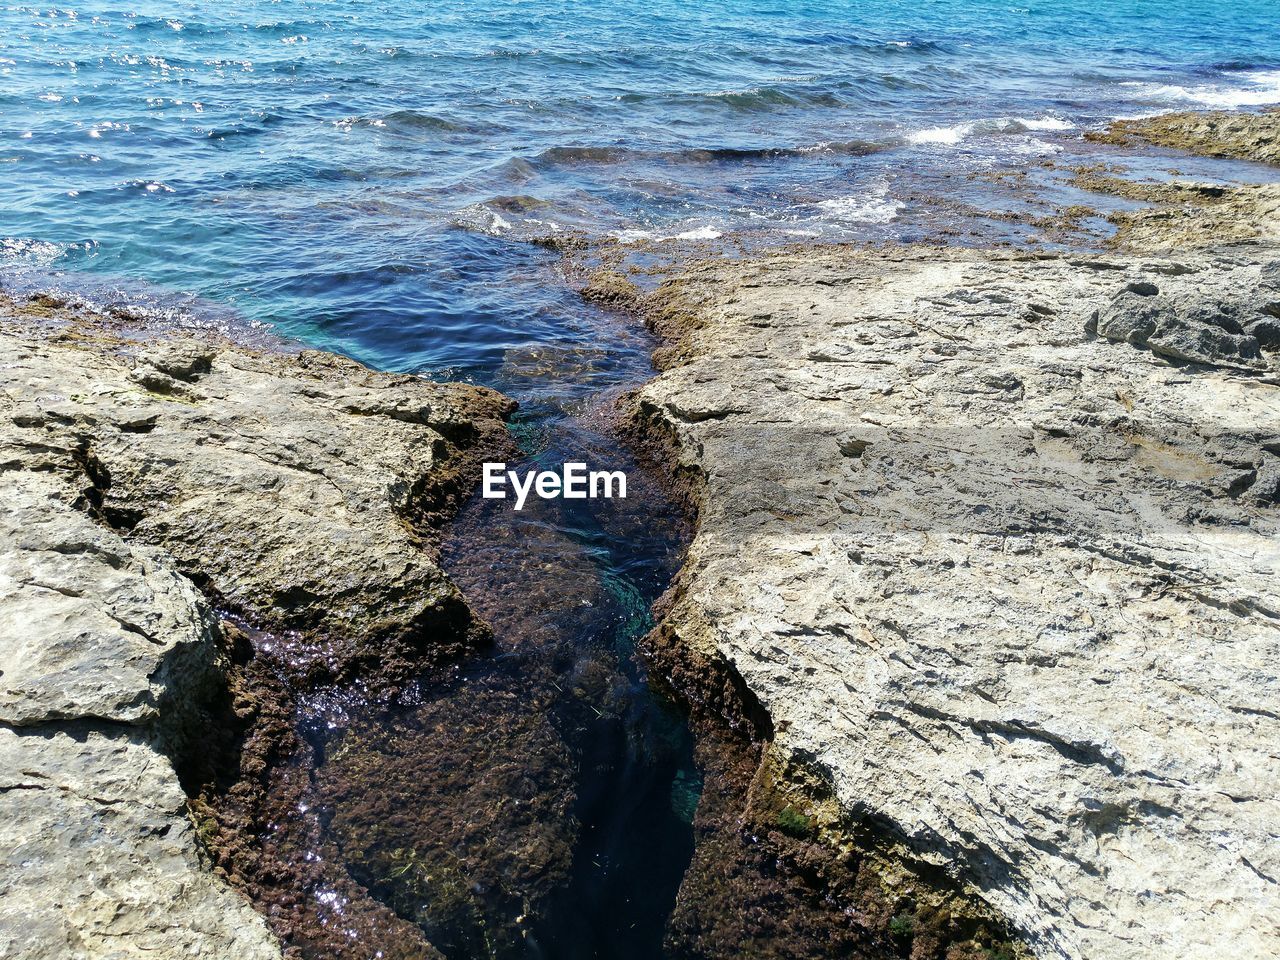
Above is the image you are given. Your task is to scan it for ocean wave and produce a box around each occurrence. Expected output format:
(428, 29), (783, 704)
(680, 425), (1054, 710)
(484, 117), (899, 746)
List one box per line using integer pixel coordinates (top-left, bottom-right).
(206, 111), (286, 142)
(905, 116), (1074, 147)
(0, 237), (72, 271)
(329, 110), (468, 134)
(616, 83), (854, 112)
(907, 123), (972, 146)
(789, 32), (948, 55)
(520, 138), (889, 171)
(816, 188), (904, 225)
(1121, 69), (1280, 109)
(1204, 59), (1280, 74)
(612, 224), (723, 244)
(449, 197), (571, 238)
(704, 86), (844, 110)
(380, 109), (466, 132)
(1016, 116), (1075, 132)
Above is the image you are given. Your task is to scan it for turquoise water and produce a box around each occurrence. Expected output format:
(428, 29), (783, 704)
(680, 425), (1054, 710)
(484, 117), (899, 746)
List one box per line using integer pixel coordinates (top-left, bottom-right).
(3, 0), (1280, 377)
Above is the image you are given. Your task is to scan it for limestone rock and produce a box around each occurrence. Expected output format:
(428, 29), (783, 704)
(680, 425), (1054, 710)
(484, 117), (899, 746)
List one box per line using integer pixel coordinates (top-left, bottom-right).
(0, 302), (514, 959)
(638, 247), (1280, 960)
(1247, 314), (1280, 350)
(1092, 109), (1280, 166)
(1093, 284), (1174, 344)
(1, 319), (514, 651)
(0, 726), (281, 960)
(1147, 315), (1264, 368)
(1091, 281), (1267, 370)
(0, 469), (280, 959)
(0, 472), (221, 730)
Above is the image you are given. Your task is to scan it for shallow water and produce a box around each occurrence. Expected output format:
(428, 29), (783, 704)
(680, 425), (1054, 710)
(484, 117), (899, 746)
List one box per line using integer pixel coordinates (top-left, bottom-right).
(5, 2), (1280, 958)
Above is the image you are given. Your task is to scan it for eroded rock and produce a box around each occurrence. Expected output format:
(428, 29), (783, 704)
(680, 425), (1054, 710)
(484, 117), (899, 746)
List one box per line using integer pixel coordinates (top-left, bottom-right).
(1091, 109), (1280, 166)
(636, 246), (1280, 960)
(2, 313), (515, 681)
(1091, 281), (1267, 370)
(0, 471), (280, 959)
(0, 301), (516, 959)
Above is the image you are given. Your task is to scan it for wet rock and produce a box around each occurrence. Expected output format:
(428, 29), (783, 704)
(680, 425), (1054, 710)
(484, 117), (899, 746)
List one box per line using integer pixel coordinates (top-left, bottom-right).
(0, 300), (515, 959)
(317, 676), (576, 960)
(1078, 112), (1280, 253)
(1092, 109), (1280, 166)
(636, 245), (1280, 960)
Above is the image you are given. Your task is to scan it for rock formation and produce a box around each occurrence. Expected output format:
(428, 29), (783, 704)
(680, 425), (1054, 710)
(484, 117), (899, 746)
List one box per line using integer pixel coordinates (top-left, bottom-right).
(0, 298), (513, 958)
(1091, 109), (1280, 166)
(635, 245), (1280, 959)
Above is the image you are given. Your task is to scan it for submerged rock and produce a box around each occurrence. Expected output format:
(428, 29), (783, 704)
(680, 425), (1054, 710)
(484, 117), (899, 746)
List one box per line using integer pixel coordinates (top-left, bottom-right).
(1077, 110), (1280, 253)
(0, 297), (515, 958)
(635, 246), (1280, 960)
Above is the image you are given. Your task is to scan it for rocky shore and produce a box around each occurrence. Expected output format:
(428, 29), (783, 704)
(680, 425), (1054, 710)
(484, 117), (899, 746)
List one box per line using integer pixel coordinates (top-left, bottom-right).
(0, 298), (513, 958)
(1090, 108), (1280, 166)
(629, 112), (1280, 959)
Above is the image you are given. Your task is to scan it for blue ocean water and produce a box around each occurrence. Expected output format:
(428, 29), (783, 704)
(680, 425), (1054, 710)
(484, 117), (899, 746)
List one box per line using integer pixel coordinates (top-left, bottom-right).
(3, 0), (1280, 379)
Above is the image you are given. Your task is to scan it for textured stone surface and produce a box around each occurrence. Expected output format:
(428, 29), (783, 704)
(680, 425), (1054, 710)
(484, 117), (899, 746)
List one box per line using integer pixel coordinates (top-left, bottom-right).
(1, 313), (513, 648)
(0, 472), (221, 729)
(638, 246), (1280, 960)
(1090, 283), (1266, 370)
(0, 726), (282, 960)
(1093, 109), (1280, 166)
(1076, 110), (1280, 254)
(0, 471), (280, 959)
(0, 306), (514, 959)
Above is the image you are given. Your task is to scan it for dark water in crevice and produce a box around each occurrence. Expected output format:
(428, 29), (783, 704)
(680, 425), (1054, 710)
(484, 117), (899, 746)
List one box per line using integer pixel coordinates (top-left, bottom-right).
(278, 277), (701, 959)
(436, 379), (699, 960)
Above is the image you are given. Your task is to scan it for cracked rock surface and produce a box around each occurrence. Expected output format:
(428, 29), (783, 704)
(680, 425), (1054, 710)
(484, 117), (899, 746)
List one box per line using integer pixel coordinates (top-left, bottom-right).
(0, 303), (513, 959)
(638, 246), (1280, 960)
(0, 471), (282, 960)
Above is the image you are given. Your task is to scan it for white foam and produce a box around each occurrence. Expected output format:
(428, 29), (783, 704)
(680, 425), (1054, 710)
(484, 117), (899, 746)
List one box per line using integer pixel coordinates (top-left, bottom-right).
(613, 224), (722, 243)
(674, 226), (722, 240)
(910, 115), (1077, 146)
(1123, 69), (1280, 109)
(907, 122), (972, 146)
(817, 186), (904, 225)
(1017, 116), (1074, 132)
